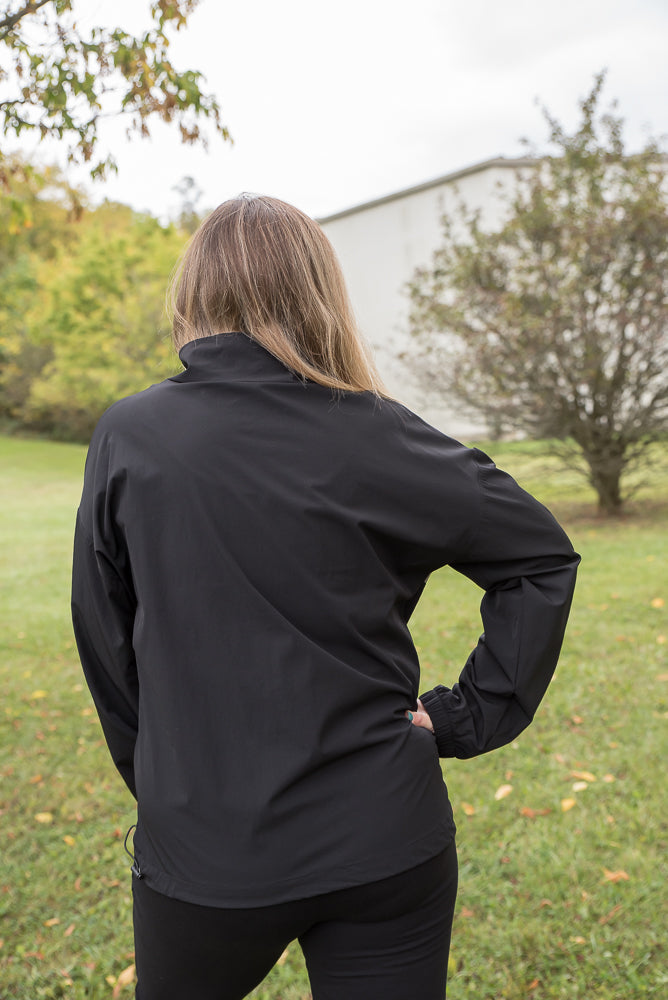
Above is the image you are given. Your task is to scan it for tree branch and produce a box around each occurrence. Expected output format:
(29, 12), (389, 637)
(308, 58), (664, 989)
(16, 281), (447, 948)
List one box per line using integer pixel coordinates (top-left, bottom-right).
(0, 0), (52, 37)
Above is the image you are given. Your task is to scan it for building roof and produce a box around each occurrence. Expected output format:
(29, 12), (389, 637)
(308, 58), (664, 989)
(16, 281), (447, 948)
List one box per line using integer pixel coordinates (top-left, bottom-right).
(317, 156), (536, 224)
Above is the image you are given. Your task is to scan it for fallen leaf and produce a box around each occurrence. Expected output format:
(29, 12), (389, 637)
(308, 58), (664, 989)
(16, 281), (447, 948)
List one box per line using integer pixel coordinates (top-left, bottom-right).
(494, 784), (513, 801)
(527, 979), (540, 991)
(561, 798), (576, 812)
(64, 924), (75, 937)
(29, 774), (43, 784)
(29, 690), (48, 700)
(112, 964), (136, 995)
(44, 917), (60, 927)
(572, 781), (589, 792)
(520, 806), (551, 818)
(571, 715), (583, 725)
(461, 802), (475, 816)
(599, 904), (623, 925)
(602, 868), (629, 883)
(570, 935), (586, 945)
(538, 899), (553, 908)
(571, 770), (596, 782)
(657, 636), (666, 645)
(602, 774), (616, 783)
(63, 835), (76, 847)
(460, 906), (475, 918)
(657, 673), (668, 682)
(650, 597), (664, 608)
(35, 812), (53, 824)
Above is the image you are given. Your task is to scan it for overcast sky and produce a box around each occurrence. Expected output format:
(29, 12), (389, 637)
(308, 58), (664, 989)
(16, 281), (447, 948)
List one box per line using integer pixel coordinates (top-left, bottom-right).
(14, 0), (668, 221)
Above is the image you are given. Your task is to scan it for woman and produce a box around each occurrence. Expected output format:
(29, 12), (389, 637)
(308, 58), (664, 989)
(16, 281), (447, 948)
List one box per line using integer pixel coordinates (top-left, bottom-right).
(71, 194), (579, 1000)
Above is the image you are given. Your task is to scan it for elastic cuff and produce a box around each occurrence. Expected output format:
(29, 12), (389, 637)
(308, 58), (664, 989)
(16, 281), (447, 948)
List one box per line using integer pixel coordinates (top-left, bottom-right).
(419, 687), (457, 757)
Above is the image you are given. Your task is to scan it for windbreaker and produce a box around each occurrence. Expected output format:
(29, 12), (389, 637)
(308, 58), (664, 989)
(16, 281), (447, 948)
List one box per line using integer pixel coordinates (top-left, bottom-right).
(71, 331), (580, 907)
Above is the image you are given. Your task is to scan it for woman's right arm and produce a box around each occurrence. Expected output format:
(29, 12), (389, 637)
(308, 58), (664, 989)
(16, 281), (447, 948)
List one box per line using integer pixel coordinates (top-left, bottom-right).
(418, 448), (579, 759)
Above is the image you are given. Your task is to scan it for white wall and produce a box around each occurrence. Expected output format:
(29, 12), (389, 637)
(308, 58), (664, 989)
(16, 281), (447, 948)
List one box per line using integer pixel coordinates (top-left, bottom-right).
(319, 159), (528, 438)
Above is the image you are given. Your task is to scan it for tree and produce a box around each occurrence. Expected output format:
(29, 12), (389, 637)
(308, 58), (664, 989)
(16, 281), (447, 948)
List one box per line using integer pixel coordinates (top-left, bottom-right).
(0, 185), (187, 438)
(0, 0), (229, 183)
(407, 73), (668, 515)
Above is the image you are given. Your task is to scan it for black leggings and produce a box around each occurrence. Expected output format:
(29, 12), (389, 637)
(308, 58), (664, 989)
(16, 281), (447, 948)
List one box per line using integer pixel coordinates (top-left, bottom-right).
(132, 840), (458, 1000)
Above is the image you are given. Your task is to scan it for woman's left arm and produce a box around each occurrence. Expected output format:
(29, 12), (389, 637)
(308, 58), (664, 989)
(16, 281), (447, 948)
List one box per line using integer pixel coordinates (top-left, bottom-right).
(71, 427), (139, 798)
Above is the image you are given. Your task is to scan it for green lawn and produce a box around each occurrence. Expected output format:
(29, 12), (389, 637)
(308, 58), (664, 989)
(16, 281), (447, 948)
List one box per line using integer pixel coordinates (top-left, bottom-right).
(1, 434), (666, 999)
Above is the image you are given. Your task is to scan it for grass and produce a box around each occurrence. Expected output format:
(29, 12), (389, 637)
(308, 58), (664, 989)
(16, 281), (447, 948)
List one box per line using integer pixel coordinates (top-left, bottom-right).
(0, 433), (666, 999)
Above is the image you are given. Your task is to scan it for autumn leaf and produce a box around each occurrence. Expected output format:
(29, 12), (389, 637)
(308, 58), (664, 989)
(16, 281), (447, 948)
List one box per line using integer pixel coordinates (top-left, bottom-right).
(64, 923), (76, 937)
(650, 597), (664, 608)
(572, 781), (589, 792)
(494, 784), (513, 801)
(35, 812), (53, 824)
(561, 798), (576, 812)
(571, 770), (596, 782)
(29, 690), (48, 699)
(44, 917), (60, 927)
(599, 904), (623, 925)
(63, 835), (76, 846)
(602, 774), (616, 783)
(29, 774), (43, 784)
(602, 868), (629, 883)
(461, 802), (475, 816)
(520, 807), (551, 818)
(112, 963), (136, 997)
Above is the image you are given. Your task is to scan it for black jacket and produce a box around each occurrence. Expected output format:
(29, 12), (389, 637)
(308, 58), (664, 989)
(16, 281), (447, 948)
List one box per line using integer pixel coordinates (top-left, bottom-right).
(72, 332), (579, 906)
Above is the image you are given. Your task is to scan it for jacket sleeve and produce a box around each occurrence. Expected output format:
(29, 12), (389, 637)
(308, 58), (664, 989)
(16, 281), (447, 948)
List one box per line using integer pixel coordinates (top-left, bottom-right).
(71, 433), (139, 797)
(418, 447), (579, 759)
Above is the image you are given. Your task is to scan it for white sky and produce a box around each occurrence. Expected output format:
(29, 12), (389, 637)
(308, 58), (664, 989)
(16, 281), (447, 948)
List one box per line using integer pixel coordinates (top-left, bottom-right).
(12, 0), (668, 221)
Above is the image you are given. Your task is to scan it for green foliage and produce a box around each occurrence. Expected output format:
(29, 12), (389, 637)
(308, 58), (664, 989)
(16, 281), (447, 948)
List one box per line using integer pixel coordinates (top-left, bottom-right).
(0, 166), (187, 439)
(0, 0), (230, 182)
(1, 435), (666, 998)
(408, 72), (668, 514)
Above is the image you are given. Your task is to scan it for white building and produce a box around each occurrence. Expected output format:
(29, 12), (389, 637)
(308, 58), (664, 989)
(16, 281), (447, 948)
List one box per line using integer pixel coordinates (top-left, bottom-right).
(319, 157), (533, 438)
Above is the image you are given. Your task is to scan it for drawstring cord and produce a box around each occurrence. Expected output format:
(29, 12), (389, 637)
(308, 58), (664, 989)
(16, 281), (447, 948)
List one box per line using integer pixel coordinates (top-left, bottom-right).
(124, 824), (143, 878)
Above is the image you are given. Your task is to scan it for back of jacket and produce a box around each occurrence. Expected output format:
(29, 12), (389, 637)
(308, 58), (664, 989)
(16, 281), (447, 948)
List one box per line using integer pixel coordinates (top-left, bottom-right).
(72, 332), (579, 907)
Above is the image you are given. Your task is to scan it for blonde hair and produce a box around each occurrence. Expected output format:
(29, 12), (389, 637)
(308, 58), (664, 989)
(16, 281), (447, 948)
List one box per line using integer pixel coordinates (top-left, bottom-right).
(169, 194), (388, 396)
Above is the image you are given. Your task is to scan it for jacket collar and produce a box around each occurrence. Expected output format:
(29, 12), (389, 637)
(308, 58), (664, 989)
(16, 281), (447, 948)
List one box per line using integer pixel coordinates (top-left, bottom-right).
(169, 332), (298, 383)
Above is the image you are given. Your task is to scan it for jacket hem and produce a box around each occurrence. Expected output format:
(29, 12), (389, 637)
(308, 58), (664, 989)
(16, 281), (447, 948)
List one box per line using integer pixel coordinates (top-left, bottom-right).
(133, 820), (456, 908)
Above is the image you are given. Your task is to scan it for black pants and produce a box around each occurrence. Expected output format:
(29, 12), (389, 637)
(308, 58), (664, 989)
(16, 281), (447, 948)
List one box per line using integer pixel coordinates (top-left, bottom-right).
(132, 840), (458, 1000)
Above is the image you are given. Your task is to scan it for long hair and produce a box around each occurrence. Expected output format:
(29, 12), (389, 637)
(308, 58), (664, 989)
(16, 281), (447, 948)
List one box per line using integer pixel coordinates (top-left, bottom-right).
(169, 194), (388, 396)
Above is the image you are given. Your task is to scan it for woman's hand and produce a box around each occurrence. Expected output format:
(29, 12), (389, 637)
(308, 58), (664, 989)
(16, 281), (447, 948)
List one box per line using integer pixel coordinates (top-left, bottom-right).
(406, 699), (434, 733)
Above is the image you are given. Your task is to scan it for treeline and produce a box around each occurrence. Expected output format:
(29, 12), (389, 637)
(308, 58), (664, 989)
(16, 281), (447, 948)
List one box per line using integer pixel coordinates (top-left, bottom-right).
(0, 159), (191, 442)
